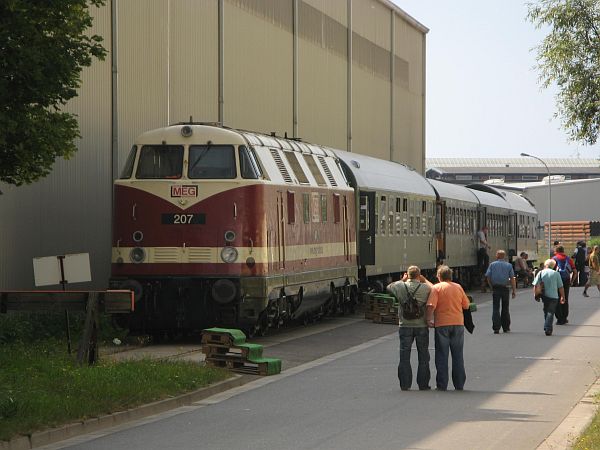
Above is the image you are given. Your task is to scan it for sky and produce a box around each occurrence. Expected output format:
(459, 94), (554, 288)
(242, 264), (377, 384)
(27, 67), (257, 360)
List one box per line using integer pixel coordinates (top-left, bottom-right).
(391, 0), (600, 160)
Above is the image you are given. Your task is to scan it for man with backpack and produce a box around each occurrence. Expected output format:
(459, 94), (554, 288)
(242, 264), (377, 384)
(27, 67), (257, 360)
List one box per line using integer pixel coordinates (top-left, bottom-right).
(387, 266), (433, 391)
(552, 245), (577, 325)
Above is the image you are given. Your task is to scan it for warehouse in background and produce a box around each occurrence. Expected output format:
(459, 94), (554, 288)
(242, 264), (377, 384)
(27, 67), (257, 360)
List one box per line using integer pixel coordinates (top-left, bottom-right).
(0, 0), (428, 290)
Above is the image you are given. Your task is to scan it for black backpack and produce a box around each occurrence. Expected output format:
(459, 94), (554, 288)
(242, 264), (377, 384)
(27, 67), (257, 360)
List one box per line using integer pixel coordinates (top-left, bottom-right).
(573, 247), (586, 268)
(401, 283), (424, 320)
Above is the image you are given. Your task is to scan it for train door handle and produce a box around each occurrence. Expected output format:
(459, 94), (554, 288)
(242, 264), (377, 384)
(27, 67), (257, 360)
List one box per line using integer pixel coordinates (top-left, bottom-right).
(367, 236), (372, 244)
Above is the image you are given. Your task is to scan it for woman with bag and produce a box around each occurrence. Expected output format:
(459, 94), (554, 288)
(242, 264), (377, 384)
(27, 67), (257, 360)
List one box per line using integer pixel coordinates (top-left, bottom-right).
(583, 245), (600, 297)
(532, 259), (565, 336)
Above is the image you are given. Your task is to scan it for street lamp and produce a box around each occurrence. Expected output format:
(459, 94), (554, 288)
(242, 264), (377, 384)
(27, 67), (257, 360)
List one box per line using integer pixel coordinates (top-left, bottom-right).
(521, 152), (552, 257)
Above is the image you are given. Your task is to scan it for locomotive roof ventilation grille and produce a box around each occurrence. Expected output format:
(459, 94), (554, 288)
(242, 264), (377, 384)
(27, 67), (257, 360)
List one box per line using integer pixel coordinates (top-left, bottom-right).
(318, 156), (337, 186)
(270, 149), (293, 183)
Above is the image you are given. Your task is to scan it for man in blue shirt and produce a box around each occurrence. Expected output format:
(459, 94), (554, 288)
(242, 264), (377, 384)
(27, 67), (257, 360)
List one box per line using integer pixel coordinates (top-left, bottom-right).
(485, 249), (516, 334)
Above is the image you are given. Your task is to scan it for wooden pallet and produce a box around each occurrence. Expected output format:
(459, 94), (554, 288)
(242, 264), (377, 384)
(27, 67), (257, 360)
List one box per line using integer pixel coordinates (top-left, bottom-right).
(206, 357), (281, 376)
(372, 314), (398, 325)
(201, 328), (247, 346)
(202, 343), (264, 360)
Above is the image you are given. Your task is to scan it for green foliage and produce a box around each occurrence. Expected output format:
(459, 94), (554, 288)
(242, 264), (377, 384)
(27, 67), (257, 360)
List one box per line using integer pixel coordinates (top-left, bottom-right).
(527, 0), (600, 145)
(0, 342), (229, 441)
(0, 0), (107, 186)
(588, 237), (600, 248)
(0, 312), (128, 345)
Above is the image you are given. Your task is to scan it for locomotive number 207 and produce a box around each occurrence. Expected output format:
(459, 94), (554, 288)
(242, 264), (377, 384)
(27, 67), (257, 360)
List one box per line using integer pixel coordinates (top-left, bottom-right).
(174, 214), (194, 224)
(161, 213), (206, 225)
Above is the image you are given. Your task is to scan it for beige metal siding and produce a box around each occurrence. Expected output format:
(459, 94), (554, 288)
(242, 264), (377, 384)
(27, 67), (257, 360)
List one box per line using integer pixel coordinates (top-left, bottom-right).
(223, 0), (293, 135)
(393, 14), (424, 172)
(117, 0), (169, 171)
(351, 0), (391, 160)
(298, 0), (347, 149)
(0, 5), (112, 289)
(169, 1), (219, 125)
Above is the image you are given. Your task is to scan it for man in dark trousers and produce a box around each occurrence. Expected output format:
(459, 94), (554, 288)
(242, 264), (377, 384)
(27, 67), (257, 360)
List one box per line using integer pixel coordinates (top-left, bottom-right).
(387, 266), (433, 391)
(552, 245), (577, 325)
(485, 249), (516, 334)
(572, 241), (588, 286)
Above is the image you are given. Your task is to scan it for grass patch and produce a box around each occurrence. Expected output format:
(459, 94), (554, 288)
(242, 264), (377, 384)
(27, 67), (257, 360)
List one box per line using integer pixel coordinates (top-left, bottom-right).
(0, 340), (230, 442)
(573, 394), (600, 450)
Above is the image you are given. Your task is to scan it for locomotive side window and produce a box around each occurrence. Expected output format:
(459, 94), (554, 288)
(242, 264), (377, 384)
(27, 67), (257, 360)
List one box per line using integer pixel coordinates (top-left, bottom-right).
(303, 155), (327, 186)
(287, 191), (296, 224)
(359, 195), (369, 231)
(333, 194), (341, 223)
(189, 145), (236, 179)
(136, 145), (183, 179)
(120, 145), (137, 179)
(239, 146), (260, 179)
(284, 152), (309, 184)
(320, 195), (328, 222)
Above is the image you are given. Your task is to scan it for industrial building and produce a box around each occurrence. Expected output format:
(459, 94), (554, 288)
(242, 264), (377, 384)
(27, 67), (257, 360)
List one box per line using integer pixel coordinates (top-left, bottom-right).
(426, 158), (600, 184)
(0, 0), (428, 289)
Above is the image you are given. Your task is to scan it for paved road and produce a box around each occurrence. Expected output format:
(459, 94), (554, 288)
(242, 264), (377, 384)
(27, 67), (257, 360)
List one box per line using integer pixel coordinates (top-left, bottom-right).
(47, 287), (600, 450)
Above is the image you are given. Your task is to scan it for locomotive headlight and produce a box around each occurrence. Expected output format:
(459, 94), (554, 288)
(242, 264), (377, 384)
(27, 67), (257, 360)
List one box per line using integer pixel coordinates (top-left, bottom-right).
(130, 247), (146, 264)
(220, 246), (238, 263)
(224, 230), (236, 242)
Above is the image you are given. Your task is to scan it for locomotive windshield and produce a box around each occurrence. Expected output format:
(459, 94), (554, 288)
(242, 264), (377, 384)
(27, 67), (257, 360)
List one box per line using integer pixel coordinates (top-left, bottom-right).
(136, 145), (183, 179)
(188, 145), (236, 179)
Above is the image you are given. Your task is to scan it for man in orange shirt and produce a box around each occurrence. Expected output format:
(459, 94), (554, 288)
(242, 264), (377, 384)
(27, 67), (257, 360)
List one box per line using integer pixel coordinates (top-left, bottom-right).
(426, 265), (470, 391)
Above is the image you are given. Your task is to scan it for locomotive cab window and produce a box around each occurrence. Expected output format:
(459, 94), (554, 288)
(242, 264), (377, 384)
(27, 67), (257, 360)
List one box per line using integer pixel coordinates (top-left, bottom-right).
(239, 145), (261, 179)
(188, 145), (236, 179)
(136, 145), (183, 179)
(120, 145), (137, 179)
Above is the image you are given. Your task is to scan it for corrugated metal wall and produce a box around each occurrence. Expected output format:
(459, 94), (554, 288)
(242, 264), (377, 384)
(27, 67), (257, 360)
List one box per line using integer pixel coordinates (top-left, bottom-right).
(0, 0), (426, 290)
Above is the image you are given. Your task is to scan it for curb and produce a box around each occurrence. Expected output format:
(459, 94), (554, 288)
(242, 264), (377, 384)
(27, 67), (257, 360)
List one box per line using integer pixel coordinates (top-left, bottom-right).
(0, 375), (245, 450)
(537, 377), (600, 449)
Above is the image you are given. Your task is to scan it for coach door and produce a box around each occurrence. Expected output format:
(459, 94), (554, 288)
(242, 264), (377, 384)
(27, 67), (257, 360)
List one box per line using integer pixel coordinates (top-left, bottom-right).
(435, 200), (446, 263)
(358, 191), (375, 266)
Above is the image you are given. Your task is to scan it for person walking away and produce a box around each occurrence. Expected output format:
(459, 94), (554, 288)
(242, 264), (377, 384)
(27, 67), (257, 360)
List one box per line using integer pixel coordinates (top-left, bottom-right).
(583, 245), (600, 298)
(387, 266), (432, 391)
(426, 265), (470, 391)
(485, 250), (517, 334)
(572, 241), (588, 286)
(552, 245), (577, 325)
(532, 259), (565, 336)
(514, 252), (533, 286)
(550, 240), (561, 258)
(477, 226), (491, 292)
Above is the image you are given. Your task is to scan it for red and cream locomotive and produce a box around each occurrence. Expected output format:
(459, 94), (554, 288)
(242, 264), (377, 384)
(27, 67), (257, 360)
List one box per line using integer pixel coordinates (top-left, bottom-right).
(110, 123), (358, 335)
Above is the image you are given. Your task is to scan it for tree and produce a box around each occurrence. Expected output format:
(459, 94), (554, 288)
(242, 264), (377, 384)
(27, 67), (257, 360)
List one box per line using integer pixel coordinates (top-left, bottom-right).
(0, 0), (107, 186)
(528, 0), (600, 145)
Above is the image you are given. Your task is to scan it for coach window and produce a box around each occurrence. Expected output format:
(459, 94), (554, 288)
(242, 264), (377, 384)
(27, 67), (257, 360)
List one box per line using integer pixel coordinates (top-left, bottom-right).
(136, 145), (183, 179)
(396, 198), (402, 235)
(188, 145), (236, 179)
(380, 196), (387, 236)
(239, 146), (260, 179)
(303, 193), (310, 223)
(388, 198), (394, 235)
(120, 145), (137, 179)
(359, 195), (369, 231)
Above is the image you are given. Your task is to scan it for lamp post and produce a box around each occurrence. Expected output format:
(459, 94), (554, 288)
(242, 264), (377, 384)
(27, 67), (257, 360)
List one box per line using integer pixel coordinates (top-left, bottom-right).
(521, 153), (551, 256)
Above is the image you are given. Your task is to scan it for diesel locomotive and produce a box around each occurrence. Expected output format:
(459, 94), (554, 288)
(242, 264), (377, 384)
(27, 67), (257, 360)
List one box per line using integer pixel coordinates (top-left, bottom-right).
(110, 122), (539, 335)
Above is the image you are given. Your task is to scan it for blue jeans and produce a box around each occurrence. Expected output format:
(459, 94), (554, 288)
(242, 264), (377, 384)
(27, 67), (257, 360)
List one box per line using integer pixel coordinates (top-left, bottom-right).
(492, 286), (510, 331)
(434, 325), (466, 390)
(542, 296), (558, 333)
(398, 327), (430, 390)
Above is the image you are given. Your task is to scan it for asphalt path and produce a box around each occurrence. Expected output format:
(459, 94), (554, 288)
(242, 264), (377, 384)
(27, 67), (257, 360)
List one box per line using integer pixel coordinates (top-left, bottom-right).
(46, 286), (600, 450)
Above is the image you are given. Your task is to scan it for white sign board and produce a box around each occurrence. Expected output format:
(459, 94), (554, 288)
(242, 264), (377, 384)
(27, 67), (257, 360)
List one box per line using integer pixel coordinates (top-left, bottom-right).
(33, 253), (92, 287)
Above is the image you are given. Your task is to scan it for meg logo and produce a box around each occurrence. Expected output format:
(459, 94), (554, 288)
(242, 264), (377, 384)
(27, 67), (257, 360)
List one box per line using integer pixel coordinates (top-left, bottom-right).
(171, 185), (198, 198)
